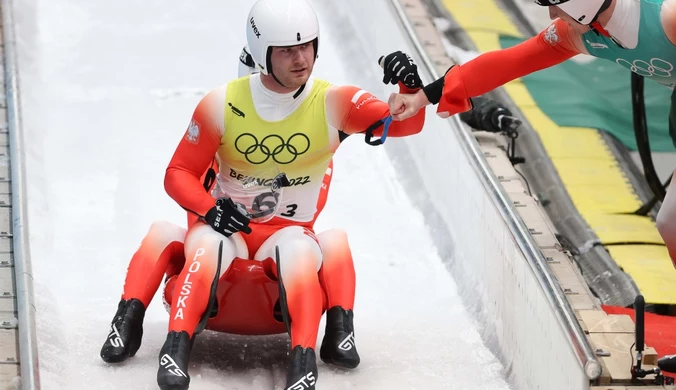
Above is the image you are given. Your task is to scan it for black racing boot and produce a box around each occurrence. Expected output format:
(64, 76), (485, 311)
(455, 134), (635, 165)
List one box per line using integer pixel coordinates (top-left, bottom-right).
(319, 306), (360, 369)
(285, 346), (318, 390)
(157, 331), (193, 390)
(100, 298), (146, 363)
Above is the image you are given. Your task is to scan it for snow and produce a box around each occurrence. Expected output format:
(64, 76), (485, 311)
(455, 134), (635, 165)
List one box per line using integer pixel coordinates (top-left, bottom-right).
(14, 0), (513, 388)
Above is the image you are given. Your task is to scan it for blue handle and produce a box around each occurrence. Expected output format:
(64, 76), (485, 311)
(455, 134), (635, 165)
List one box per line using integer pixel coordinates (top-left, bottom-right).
(380, 115), (392, 143)
(363, 115), (393, 146)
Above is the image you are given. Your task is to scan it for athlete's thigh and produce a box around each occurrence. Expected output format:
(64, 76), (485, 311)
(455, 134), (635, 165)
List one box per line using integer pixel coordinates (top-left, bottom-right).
(144, 220), (189, 278)
(184, 221), (249, 277)
(253, 225), (323, 273)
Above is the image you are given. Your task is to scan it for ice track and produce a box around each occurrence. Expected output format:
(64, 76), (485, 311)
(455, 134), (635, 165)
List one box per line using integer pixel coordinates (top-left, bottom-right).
(14, 0), (513, 388)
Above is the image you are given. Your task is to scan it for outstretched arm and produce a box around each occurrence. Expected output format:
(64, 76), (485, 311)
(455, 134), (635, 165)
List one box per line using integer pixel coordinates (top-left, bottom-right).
(390, 19), (582, 121)
(164, 88), (225, 217)
(326, 82), (426, 137)
(437, 19), (582, 117)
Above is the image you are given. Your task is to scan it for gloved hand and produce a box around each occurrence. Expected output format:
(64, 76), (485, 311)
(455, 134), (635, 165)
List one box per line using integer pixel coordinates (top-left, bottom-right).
(459, 96), (521, 133)
(379, 51), (423, 89)
(203, 198), (252, 237)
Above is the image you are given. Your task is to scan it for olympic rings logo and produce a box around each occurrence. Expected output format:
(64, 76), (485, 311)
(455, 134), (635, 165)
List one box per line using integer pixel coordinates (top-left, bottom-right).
(616, 57), (674, 78)
(234, 133), (311, 164)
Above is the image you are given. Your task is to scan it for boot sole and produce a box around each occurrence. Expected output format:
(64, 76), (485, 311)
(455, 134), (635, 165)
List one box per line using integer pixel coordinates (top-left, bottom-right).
(158, 383), (189, 390)
(319, 353), (360, 370)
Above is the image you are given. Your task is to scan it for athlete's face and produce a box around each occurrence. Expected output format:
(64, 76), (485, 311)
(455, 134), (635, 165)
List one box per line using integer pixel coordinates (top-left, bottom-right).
(548, 6), (590, 34)
(269, 42), (315, 89)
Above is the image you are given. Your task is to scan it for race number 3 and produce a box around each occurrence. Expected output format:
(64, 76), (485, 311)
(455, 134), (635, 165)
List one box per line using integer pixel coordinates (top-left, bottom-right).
(281, 204), (298, 217)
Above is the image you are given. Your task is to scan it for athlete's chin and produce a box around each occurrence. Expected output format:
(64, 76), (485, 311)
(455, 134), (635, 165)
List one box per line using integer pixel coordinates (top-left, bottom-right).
(284, 72), (310, 88)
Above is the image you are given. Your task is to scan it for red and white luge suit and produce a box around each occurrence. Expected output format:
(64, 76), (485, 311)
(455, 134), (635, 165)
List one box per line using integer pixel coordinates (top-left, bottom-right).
(120, 72), (425, 351)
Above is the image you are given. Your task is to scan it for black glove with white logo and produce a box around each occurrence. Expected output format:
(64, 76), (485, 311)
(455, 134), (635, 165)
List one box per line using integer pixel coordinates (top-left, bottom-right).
(379, 51), (423, 89)
(203, 198), (252, 237)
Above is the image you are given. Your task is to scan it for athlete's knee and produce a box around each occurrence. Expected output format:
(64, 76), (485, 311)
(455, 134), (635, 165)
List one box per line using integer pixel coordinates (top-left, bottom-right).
(657, 178), (676, 245)
(128, 220), (185, 276)
(657, 210), (676, 245)
(184, 223), (248, 277)
(141, 220), (187, 248)
(317, 228), (350, 252)
(317, 228), (353, 269)
(657, 210), (670, 233)
(280, 230), (323, 273)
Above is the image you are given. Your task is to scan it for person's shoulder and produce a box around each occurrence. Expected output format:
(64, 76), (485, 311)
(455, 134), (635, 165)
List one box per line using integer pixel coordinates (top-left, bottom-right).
(197, 83), (228, 105)
(191, 83), (230, 121)
(324, 83), (371, 101)
(542, 18), (587, 55)
(306, 76), (334, 93)
(207, 82), (230, 95)
(202, 75), (254, 106)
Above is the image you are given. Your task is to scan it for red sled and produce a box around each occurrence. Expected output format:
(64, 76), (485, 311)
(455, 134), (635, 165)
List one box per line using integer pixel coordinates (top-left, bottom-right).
(163, 256), (289, 336)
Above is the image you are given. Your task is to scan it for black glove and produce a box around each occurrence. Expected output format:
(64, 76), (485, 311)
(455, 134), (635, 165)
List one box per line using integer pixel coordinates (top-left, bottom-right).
(379, 51), (423, 89)
(203, 198), (252, 237)
(459, 96), (521, 133)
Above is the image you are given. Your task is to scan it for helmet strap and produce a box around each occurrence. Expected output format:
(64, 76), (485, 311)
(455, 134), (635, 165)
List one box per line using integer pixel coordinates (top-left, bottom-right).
(264, 44), (312, 99)
(292, 84), (306, 99)
(265, 48), (285, 87)
(271, 72), (288, 88)
(265, 48), (292, 89)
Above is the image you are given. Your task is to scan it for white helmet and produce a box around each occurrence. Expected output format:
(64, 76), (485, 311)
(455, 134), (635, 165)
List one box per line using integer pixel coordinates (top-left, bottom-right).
(246, 0), (320, 75)
(533, 0), (609, 25)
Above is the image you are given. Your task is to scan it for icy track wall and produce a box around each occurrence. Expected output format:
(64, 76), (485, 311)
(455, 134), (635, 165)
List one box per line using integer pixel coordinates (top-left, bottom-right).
(379, 0), (602, 389)
(1, 0), (603, 389)
(2, 0), (40, 389)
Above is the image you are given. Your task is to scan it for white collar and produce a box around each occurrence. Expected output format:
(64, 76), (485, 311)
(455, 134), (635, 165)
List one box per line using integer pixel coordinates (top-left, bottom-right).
(250, 73), (310, 102)
(603, 0), (641, 49)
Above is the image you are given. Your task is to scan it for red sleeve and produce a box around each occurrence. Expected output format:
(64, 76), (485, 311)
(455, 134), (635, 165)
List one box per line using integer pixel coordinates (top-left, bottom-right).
(326, 82), (425, 137)
(436, 19), (580, 118)
(164, 89), (224, 217)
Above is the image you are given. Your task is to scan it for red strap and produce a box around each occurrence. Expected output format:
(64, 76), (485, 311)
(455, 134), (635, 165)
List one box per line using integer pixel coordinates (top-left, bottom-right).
(591, 22), (611, 37)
